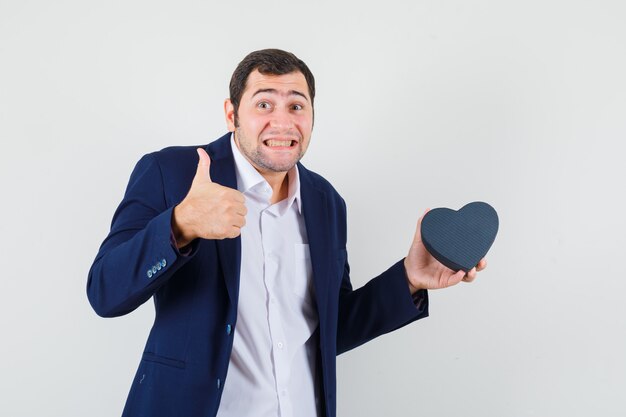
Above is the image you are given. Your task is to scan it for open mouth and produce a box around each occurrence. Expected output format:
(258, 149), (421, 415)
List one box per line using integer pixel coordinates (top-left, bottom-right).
(263, 139), (297, 148)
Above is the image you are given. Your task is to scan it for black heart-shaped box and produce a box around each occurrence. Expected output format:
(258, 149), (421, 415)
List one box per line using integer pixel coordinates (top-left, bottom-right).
(420, 202), (499, 272)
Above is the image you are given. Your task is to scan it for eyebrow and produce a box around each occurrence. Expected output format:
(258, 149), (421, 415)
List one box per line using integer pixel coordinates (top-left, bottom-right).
(251, 88), (309, 102)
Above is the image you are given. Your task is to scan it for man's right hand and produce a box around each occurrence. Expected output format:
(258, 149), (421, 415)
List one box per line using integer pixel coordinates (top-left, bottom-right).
(172, 148), (247, 248)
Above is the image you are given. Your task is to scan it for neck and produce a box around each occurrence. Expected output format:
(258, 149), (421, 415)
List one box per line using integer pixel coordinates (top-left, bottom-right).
(261, 170), (289, 204)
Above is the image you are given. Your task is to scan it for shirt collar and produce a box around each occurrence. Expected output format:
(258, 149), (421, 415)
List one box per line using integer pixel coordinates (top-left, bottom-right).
(230, 134), (302, 214)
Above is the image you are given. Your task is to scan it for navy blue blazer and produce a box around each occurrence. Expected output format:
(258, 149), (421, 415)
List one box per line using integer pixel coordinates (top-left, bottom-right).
(87, 132), (428, 417)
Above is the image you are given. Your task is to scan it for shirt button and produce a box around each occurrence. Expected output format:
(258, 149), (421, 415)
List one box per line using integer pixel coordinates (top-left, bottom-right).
(277, 342), (283, 349)
(226, 324), (232, 335)
(217, 378), (221, 389)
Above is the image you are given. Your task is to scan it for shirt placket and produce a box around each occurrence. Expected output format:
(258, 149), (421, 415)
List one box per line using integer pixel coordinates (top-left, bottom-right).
(261, 200), (293, 417)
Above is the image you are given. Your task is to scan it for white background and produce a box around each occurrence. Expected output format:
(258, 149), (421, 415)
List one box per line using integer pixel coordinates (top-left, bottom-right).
(1, 1), (625, 416)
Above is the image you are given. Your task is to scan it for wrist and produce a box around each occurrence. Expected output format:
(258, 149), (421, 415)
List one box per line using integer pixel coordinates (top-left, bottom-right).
(172, 203), (196, 248)
(403, 257), (423, 294)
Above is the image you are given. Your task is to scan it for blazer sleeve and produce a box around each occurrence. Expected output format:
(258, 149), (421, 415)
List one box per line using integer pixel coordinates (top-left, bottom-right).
(86, 153), (198, 318)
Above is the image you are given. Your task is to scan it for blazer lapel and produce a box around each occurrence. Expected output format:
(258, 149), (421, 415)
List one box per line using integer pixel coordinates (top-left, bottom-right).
(207, 133), (241, 305)
(299, 165), (331, 318)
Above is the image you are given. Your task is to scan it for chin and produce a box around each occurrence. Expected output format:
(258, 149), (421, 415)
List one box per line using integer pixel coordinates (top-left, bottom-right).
(259, 152), (301, 171)
(265, 161), (298, 173)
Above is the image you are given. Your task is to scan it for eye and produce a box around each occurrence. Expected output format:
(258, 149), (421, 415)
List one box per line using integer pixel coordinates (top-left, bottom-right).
(292, 104), (303, 111)
(257, 101), (271, 110)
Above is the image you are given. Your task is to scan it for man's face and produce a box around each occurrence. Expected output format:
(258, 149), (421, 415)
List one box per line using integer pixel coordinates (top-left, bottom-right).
(225, 70), (313, 174)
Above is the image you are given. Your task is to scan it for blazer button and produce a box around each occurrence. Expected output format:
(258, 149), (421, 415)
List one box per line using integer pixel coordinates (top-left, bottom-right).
(147, 270), (153, 279)
(151, 266), (157, 275)
(156, 262), (162, 271)
(161, 258), (167, 267)
(217, 378), (221, 389)
(226, 324), (232, 335)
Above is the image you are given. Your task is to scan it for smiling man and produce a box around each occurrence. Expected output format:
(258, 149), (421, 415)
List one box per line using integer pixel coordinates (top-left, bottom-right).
(87, 49), (485, 417)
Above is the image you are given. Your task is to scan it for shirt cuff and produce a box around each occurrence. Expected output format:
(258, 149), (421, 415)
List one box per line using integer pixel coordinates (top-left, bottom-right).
(411, 289), (428, 310)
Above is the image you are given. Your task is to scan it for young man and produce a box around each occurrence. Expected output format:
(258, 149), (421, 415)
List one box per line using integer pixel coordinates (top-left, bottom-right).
(87, 49), (486, 417)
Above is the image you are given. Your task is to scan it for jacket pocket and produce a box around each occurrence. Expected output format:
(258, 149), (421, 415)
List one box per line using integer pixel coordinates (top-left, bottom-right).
(141, 351), (186, 369)
(293, 243), (313, 300)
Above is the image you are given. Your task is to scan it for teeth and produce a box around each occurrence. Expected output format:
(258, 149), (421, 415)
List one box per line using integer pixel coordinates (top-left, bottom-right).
(266, 140), (292, 147)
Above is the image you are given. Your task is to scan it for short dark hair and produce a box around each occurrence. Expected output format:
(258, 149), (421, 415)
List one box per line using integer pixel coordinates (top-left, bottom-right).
(229, 49), (315, 120)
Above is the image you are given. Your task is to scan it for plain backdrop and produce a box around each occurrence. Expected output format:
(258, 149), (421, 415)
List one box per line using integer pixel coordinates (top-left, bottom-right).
(1, 1), (625, 416)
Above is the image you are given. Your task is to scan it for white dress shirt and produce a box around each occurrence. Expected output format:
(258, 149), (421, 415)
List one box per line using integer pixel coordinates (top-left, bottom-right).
(216, 136), (320, 417)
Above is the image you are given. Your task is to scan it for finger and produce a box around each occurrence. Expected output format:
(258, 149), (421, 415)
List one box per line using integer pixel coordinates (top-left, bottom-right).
(476, 258), (487, 271)
(463, 267), (477, 282)
(195, 148), (212, 182)
(228, 226), (242, 239)
(233, 215), (246, 228)
(449, 269), (466, 286)
(235, 204), (248, 217)
(232, 190), (246, 204)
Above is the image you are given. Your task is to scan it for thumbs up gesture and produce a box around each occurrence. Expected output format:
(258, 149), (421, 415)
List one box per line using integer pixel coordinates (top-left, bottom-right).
(172, 148), (247, 247)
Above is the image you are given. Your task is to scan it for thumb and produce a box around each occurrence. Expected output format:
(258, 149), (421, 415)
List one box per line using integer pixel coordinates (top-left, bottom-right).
(414, 208), (430, 244)
(194, 148), (212, 182)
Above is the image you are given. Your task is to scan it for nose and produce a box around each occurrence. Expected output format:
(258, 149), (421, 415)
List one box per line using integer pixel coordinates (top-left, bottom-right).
(269, 108), (295, 131)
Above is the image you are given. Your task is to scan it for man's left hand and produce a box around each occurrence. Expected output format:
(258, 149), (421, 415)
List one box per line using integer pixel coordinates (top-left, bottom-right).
(404, 210), (487, 294)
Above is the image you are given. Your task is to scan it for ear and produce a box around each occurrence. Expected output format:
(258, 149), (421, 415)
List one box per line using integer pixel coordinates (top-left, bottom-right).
(224, 99), (236, 132)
